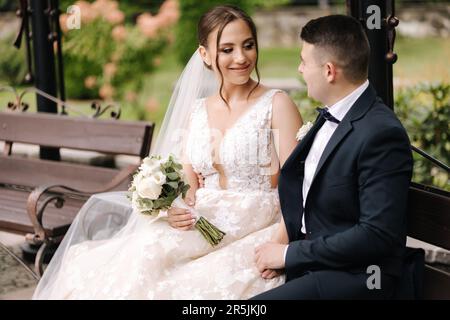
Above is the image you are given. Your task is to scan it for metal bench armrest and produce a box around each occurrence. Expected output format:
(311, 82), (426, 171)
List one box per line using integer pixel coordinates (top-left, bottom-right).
(25, 164), (138, 244)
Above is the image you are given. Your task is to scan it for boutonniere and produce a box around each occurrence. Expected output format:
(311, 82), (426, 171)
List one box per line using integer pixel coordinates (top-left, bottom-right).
(296, 121), (314, 141)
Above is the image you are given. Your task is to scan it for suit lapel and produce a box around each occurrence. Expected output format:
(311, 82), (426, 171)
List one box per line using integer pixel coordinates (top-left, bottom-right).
(311, 121), (352, 182)
(310, 85), (378, 184)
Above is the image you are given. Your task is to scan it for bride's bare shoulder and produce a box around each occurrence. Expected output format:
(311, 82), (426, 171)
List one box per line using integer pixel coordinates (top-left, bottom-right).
(272, 89), (295, 108)
(203, 95), (222, 111)
(271, 90), (302, 125)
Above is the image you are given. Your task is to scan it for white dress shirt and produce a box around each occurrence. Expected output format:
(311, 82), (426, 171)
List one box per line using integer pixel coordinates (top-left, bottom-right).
(283, 80), (369, 262)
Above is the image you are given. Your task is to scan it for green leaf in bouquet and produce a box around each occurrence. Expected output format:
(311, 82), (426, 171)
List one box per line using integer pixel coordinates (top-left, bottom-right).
(166, 172), (179, 180)
(153, 198), (164, 209)
(163, 198), (174, 207)
(153, 197), (170, 210)
(163, 157), (173, 168)
(141, 210), (154, 216)
(160, 187), (168, 196)
(166, 181), (179, 189)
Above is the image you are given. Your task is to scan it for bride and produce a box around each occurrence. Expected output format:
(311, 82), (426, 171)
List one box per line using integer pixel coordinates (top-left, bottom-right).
(32, 5), (303, 299)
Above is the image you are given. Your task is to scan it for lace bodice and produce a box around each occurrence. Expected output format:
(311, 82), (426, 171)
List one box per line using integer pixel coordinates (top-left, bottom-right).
(186, 89), (281, 192)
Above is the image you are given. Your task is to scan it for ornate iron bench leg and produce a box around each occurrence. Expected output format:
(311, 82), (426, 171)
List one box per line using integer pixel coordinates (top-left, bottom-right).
(35, 242), (48, 277)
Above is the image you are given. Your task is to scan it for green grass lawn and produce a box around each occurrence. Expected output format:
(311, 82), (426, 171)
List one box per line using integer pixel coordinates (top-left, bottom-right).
(1, 36), (449, 129)
(393, 36), (450, 85)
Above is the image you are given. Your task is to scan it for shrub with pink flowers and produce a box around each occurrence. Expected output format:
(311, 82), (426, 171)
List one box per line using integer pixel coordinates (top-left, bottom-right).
(60, 0), (179, 103)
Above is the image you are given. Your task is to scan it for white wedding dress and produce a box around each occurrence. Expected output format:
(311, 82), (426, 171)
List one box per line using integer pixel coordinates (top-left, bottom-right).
(35, 89), (285, 299)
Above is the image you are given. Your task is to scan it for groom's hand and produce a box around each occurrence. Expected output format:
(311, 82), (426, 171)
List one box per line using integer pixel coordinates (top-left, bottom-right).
(255, 242), (287, 274)
(261, 269), (283, 279)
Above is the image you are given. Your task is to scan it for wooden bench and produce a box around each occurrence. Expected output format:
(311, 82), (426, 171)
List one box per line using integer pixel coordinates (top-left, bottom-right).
(407, 182), (450, 299)
(0, 111), (154, 276)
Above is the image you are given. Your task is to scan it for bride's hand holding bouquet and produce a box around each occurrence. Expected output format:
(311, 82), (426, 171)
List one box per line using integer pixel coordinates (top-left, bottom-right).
(129, 155), (225, 246)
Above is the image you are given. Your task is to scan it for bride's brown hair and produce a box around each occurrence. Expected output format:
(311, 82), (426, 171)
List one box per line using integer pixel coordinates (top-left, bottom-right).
(198, 5), (261, 105)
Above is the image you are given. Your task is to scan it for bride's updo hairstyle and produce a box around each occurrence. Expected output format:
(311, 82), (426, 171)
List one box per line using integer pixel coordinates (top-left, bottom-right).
(197, 5), (261, 104)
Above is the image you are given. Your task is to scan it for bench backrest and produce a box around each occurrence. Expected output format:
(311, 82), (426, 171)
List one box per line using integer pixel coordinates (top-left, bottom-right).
(407, 182), (450, 299)
(0, 111), (154, 157)
(0, 155), (129, 190)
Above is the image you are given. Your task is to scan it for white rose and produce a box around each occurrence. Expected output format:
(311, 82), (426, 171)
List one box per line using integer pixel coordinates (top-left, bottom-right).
(152, 171), (166, 185)
(296, 121), (314, 141)
(132, 172), (144, 189)
(142, 156), (159, 167)
(140, 157), (162, 176)
(136, 176), (162, 200)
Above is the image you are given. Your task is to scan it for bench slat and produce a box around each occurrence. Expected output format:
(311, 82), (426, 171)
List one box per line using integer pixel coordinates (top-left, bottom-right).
(0, 112), (153, 157)
(0, 189), (82, 236)
(0, 155), (132, 191)
(407, 185), (450, 251)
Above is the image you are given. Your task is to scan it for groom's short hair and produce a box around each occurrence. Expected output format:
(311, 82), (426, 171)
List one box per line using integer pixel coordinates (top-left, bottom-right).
(300, 15), (370, 83)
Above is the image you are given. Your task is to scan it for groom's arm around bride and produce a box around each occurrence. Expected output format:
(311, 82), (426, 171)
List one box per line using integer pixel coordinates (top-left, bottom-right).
(253, 15), (413, 300)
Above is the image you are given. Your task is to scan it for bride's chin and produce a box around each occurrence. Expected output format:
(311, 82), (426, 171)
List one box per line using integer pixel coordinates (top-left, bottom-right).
(226, 76), (252, 86)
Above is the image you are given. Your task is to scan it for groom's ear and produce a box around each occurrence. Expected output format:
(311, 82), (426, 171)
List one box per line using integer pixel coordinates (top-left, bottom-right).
(325, 62), (338, 83)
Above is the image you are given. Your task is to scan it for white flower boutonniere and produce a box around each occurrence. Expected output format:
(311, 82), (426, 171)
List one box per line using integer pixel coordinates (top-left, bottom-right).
(296, 121), (314, 141)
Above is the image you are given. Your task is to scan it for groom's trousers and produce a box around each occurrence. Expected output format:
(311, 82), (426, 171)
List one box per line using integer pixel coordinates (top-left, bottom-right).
(251, 269), (396, 300)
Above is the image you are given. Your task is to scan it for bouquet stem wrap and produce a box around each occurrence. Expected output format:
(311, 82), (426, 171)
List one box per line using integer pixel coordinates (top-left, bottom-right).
(172, 196), (226, 246)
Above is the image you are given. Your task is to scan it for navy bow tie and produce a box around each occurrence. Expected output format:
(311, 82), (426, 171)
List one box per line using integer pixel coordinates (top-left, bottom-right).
(316, 107), (341, 124)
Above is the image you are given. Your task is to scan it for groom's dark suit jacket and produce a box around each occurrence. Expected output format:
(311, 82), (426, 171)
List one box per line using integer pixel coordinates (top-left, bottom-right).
(279, 85), (413, 281)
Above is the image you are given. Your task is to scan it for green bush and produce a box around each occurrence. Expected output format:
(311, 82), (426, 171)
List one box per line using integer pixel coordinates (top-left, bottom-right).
(0, 36), (27, 85)
(61, 0), (172, 104)
(63, 54), (102, 99)
(395, 82), (449, 190)
(0, 0), (16, 11)
(62, 18), (112, 99)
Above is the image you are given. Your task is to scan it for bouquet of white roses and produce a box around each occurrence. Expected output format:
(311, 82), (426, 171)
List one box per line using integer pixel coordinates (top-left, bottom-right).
(128, 155), (225, 246)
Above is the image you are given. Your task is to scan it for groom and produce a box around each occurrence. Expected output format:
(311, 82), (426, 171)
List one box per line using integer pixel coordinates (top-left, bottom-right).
(253, 15), (413, 299)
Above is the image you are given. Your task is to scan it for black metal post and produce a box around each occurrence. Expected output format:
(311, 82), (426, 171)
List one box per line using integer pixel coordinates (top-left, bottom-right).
(347, 0), (397, 109)
(29, 0), (60, 160)
(50, 0), (66, 114)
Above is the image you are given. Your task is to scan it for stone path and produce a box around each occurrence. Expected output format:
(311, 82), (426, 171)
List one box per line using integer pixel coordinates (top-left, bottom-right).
(0, 232), (38, 300)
